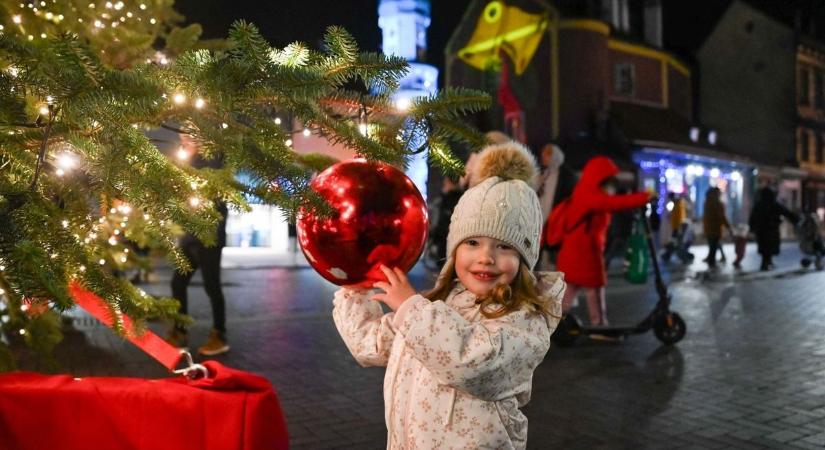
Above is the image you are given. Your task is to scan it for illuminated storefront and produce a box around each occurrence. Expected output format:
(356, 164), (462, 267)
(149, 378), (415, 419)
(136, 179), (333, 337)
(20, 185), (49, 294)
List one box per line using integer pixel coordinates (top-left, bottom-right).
(634, 147), (754, 225)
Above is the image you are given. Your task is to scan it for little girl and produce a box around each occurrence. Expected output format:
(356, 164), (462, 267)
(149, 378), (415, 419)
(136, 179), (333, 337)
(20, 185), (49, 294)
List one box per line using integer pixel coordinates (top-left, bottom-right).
(333, 142), (565, 449)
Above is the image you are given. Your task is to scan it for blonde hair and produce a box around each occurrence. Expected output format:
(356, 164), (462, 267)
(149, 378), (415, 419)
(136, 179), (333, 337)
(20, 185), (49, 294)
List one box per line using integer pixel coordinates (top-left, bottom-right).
(423, 257), (558, 319)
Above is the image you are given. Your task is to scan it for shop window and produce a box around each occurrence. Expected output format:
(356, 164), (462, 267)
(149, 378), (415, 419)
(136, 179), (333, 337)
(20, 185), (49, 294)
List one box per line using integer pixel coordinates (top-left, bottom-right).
(816, 72), (825, 109)
(798, 128), (804, 162)
(809, 130), (818, 163)
(800, 65), (811, 106)
(614, 62), (635, 97)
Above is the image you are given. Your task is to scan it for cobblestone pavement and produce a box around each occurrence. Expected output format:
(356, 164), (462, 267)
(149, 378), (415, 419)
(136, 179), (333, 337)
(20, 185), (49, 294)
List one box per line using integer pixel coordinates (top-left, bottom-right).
(17, 242), (825, 449)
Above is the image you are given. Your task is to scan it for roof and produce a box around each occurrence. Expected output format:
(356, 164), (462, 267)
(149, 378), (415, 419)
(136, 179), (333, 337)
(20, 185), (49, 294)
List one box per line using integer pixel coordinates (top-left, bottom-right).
(609, 101), (754, 166)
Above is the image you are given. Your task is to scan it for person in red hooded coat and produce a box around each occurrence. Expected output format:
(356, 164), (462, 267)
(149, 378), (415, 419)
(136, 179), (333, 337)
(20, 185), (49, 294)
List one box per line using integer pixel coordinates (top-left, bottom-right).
(556, 157), (650, 326)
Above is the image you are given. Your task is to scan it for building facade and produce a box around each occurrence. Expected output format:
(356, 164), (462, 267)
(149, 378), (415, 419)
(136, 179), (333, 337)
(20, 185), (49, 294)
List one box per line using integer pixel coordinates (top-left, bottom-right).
(698, 0), (825, 238)
(446, 0), (753, 224)
(796, 36), (825, 214)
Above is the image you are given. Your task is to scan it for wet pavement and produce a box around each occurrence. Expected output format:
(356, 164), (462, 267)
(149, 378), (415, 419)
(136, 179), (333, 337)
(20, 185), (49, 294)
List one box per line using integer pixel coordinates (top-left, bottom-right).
(16, 241), (825, 449)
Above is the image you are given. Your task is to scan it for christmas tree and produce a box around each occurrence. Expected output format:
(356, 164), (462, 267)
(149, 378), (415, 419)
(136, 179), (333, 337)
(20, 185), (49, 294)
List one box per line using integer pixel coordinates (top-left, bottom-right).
(0, 0), (489, 370)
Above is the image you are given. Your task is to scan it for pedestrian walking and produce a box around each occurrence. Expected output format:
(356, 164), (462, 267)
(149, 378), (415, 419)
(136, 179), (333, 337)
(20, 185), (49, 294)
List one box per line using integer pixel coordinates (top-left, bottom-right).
(603, 187), (635, 271)
(661, 192), (694, 263)
(537, 143), (565, 222)
(428, 175), (463, 264)
(332, 142), (565, 449)
(702, 187), (730, 269)
(749, 186), (798, 271)
(553, 156), (650, 326)
(166, 135), (230, 356)
(536, 142), (565, 269)
(732, 223), (749, 269)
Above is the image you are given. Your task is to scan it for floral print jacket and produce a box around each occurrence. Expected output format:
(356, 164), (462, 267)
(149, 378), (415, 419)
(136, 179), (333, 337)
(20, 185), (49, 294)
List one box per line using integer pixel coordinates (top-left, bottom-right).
(332, 272), (565, 449)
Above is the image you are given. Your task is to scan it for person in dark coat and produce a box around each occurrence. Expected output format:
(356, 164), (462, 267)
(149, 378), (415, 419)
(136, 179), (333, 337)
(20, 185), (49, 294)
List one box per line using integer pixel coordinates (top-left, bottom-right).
(556, 157), (650, 326)
(429, 176), (463, 264)
(603, 187), (634, 270)
(749, 187), (798, 271)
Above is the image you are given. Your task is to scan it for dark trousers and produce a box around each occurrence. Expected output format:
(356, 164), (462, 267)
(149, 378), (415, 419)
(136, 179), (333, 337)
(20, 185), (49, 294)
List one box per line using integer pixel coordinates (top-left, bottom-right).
(707, 235), (721, 267)
(171, 239), (226, 335)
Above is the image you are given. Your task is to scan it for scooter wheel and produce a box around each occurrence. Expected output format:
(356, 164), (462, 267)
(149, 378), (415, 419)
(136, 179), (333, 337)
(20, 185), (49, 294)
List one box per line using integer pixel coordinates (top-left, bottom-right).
(653, 312), (686, 345)
(551, 314), (581, 346)
(801, 258), (812, 268)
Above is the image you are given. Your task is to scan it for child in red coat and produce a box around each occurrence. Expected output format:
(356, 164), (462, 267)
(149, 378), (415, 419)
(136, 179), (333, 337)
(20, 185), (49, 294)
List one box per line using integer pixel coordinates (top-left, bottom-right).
(555, 157), (650, 326)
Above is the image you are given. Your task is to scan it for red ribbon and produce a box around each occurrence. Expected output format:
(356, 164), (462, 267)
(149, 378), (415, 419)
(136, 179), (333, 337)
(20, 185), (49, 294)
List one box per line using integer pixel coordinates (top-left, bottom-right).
(68, 281), (183, 371)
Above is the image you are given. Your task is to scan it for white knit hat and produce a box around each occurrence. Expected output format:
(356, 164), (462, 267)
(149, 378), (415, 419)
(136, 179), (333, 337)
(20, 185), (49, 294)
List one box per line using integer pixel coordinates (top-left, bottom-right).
(441, 141), (543, 276)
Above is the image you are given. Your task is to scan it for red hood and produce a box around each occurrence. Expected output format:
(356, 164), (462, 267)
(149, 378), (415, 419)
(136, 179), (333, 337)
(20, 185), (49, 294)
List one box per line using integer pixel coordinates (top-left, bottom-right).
(574, 157), (619, 195)
(567, 156), (620, 225)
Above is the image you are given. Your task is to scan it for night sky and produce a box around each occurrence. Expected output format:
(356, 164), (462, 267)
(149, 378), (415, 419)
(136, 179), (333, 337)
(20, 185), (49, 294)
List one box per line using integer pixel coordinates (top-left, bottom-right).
(174, 0), (825, 85)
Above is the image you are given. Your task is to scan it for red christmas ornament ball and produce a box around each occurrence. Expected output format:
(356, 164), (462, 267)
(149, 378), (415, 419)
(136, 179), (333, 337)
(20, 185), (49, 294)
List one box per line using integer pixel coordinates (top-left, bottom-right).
(297, 159), (429, 287)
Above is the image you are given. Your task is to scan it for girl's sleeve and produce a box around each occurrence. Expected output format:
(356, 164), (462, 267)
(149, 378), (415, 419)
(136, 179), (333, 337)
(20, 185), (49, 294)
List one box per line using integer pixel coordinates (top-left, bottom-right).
(391, 276), (565, 401)
(332, 288), (396, 367)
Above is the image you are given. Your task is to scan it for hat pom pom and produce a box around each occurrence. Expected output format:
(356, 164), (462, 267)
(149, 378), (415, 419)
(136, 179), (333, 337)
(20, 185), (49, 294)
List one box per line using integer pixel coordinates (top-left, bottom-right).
(470, 141), (538, 188)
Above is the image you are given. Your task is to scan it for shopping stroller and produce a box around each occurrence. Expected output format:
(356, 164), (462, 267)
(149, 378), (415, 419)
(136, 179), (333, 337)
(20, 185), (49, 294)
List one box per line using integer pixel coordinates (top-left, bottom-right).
(661, 221), (695, 264)
(797, 212), (825, 270)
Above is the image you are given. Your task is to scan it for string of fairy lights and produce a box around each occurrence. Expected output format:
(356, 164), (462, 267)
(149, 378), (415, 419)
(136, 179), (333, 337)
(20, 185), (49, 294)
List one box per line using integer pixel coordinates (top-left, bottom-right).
(1, 1), (160, 42)
(0, 4), (411, 337)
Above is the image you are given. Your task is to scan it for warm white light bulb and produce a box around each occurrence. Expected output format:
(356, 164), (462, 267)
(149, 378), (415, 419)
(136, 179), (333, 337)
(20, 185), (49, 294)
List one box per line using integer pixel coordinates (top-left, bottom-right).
(39, 106), (49, 115)
(303, 128), (311, 137)
(274, 117), (282, 125)
(189, 197), (201, 207)
(56, 153), (77, 171)
(99, 259), (106, 265)
(395, 97), (411, 111)
(176, 146), (190, 161)
(173, 93), (186, 105)
(358, 123), (368, 136)
(194, 98), (205, 109)
(12, 15), (22, 24)
(285, 139), (292, 146)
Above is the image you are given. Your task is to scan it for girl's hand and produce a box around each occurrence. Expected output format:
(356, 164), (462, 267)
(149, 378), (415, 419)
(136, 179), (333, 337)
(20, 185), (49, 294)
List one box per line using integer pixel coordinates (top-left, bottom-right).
(372, 265), (418, 311)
